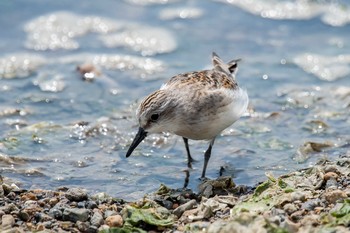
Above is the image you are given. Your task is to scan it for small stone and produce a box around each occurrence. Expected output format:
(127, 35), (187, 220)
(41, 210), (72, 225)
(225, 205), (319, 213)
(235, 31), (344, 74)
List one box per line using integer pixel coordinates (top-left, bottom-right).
(65, 188), (88, 202)
(36, 213), (52, 222)
(19, 210), (30, 222)
(104, 210), (117, 218)
(325, 190), (347, 204)
(324, 165), (339, 174)
(98, 224), (110, 231)
(301, 199), (320, 211)
(0, 184), (4, 198)
(77, 201), (86, 208)
(36, 223), (45, 231)
(325, 178), (338, 189)
(300, 214), (319, 227)
(2, 184), (13, 195)
(2, 214), (15, 230)
(291, 191), (306, 202)
(48, 208), (62, 219)
(281, 217), (300, 232)
(76, 220), (90, 232)
(90, 211), (104, 227)
(1, 203), (18, 214)
(86, 201), (98, 209)
(283, 203), (298, 215)
(48, 198), (59, 206)
(173, 199), (197, 218)
(88, 225), (98, 233)
(6, 192), (16, 200)
(324, 172), (338, 181)
(21, 192), (37, 201)
(105, 215), (123, 227)
(59, 221), (74, 230)
(290, 209), (305, 221)
(62, 208), (90, 222)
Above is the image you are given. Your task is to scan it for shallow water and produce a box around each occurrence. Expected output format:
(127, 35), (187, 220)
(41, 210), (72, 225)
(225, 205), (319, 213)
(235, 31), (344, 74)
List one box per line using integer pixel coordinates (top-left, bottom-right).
(0, 0), (349, 200)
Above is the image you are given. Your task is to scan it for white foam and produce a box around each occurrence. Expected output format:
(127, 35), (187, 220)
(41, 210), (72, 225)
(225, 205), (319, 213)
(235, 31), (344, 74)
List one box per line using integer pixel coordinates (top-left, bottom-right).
(123, 0), (179, 5)
(58, 53), (165, 75)
(217, 0), (350, 27)
(0, 53), (46, 79)
(24, 11), (124, 51)
(100, 26), (177, 56)
(159, 7), (204, 20)
(293, 53), (350, 81)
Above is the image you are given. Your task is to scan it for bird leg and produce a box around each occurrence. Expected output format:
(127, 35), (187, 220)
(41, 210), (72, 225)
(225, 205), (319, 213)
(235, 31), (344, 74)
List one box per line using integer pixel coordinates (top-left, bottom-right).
(201, 138), (216, 178)
(183, 137), (195, 169)
(183, 169), (190, 188)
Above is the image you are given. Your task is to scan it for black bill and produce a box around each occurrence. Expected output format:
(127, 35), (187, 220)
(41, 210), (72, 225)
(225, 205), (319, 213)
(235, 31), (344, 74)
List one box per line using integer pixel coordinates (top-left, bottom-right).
(126, 127), (148, 157)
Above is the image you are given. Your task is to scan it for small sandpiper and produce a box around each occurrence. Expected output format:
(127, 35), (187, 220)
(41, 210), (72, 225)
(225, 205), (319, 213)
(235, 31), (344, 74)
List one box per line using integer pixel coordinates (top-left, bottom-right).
(126, 52), (249, 181)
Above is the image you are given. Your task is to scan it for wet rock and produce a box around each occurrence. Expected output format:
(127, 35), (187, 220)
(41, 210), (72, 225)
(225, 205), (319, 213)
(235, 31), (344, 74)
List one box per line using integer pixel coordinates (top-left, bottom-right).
(173, 199), (197, 218)
(105, 214), (123, 227)
(65, 188), (88, 202)
(18, 210), (30, 222)
(2, 214), (15, 230)
(90, 211), (104, 227)
(198, 176), (235, 197)
(324, 190), (347, 204)
(48, 208), (62, 219)
(86, 200), (98, 209)
(62, 207), (89, 222)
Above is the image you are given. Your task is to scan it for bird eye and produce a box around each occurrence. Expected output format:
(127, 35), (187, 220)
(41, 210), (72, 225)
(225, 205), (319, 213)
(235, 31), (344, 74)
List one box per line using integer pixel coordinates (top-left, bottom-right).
(150, 113), (159, 122)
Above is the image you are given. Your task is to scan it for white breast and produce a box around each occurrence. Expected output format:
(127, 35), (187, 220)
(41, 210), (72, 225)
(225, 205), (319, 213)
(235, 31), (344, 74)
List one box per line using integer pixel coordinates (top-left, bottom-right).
(174, 87), (249, 140)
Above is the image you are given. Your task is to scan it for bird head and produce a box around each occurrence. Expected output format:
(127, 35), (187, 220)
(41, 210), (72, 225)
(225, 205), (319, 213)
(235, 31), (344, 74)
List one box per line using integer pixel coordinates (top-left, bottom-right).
(126, 90), (176, 157)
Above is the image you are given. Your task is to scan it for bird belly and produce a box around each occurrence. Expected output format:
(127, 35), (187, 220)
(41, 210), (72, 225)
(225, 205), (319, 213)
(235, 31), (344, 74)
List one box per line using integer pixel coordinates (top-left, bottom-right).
(174, 88), (248, 140)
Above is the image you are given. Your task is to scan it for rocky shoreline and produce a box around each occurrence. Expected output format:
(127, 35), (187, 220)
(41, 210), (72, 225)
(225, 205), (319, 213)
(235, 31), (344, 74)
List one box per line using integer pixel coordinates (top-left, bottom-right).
(1, 155), (349, 233)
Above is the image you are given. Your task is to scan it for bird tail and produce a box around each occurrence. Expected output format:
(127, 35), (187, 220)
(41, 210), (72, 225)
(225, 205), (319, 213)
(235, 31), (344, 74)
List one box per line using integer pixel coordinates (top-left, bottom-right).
(212, 52), (241, 77)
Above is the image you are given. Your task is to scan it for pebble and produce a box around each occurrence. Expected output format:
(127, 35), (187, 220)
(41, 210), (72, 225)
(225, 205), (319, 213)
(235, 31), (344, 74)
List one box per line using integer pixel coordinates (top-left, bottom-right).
(18, 210), (30, 222)
(324, 172), (338, 181)
(90, 211), (104, 227)
(48, 208), (63, 219)
(2, 214), (15, 230)
(62, 208), (90, 222)
(291, 191), (306, 202)
(105, 215), (123, 227)
(283, 203), (298, 215)
(86, 200), (98, 209)
(324, 190), (347, 204)
(76, 220), (90, 232)
(65, 188), (88, 202)
(0, 185), (4, 198)
(104, 210), (117, 218)
(173, 199), (197, 218)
